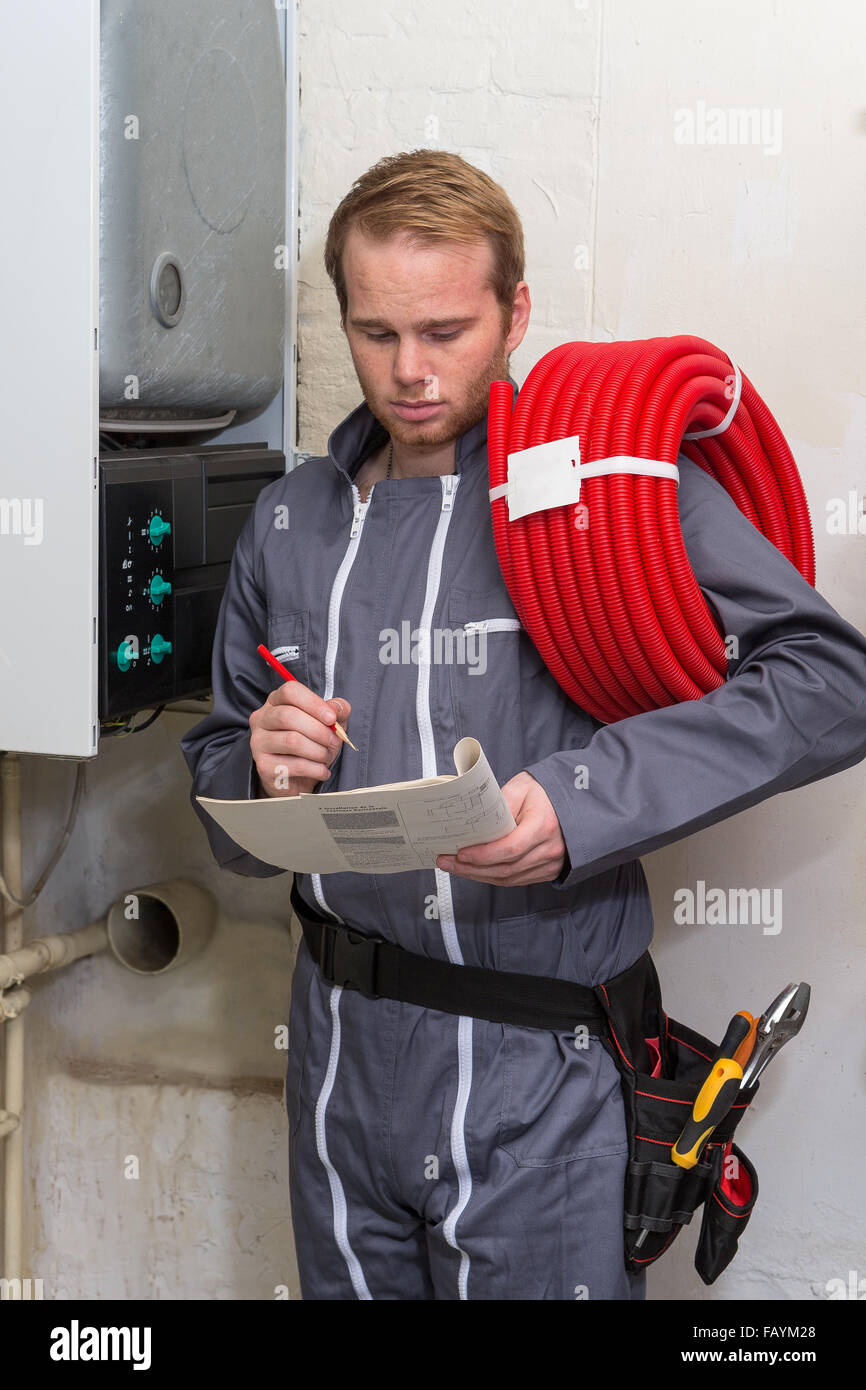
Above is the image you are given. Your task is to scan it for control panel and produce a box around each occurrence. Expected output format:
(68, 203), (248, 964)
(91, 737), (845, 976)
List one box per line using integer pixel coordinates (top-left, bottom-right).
(99, 442), (285, 720)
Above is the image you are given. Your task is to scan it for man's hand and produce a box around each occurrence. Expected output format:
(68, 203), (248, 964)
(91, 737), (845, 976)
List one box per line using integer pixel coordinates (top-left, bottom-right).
(435, 771), (567, 886)
(250, 682), (352, 797)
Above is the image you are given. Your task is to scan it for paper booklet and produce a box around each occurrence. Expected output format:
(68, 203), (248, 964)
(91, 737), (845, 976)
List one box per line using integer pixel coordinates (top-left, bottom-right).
(196, 736), (516, 875)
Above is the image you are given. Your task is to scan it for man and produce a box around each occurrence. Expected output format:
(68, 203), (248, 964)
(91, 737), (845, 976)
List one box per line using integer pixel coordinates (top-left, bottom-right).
(181, 149), (866, 1300)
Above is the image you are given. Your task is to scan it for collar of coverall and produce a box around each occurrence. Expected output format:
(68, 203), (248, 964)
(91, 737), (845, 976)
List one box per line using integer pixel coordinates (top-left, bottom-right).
(326, 375), (520, 485)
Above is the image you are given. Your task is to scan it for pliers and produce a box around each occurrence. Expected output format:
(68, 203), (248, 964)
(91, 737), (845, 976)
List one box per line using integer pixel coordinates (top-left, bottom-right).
(739, 980), (811, 1089)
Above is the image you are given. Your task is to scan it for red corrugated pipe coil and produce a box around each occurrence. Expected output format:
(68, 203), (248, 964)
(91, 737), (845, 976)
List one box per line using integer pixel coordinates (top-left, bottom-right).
(487, 336), (815, 724)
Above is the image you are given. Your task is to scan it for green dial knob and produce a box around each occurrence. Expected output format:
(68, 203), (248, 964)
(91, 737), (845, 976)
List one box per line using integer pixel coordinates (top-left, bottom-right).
(149, 514), (172, 546)
(149, 574), (172, 605)
(114, 639), (138, 672)
(150, 633), (172, 664)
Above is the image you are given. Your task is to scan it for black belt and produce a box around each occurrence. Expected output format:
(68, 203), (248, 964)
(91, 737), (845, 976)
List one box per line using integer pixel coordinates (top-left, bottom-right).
(290, 879), (606, 1034)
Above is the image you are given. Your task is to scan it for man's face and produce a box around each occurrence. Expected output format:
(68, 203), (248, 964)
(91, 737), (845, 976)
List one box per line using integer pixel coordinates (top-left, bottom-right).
(341, 227), (529, 451)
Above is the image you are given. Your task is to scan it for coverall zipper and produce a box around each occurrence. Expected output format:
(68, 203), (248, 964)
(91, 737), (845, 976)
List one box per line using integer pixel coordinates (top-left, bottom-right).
(308, 475), (376, 1302)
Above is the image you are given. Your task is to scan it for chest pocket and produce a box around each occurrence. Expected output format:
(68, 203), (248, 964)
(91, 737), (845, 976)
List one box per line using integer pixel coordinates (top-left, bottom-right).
(447, 586), (524, 744)
(266, 609), (312, 690)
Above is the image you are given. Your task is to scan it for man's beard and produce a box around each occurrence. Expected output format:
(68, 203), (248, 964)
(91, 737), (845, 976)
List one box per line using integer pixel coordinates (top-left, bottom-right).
(357, 334), (512, 450)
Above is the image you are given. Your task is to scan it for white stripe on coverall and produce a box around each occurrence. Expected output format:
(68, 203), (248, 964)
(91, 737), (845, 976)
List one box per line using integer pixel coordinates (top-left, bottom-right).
(416, 473), (475, 1301)
(310, 480), (374, 1301)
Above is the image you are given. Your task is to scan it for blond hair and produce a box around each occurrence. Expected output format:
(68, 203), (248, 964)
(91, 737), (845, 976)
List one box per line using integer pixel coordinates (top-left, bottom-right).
(323, 149), (525, 337)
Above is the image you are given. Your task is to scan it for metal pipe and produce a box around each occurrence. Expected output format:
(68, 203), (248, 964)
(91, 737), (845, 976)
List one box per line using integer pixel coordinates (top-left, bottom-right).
(0, 1112), (19, 1140)
(0, 986), (31, 1022)
(0, 744), (215, 1291)
(0, 922), (109, 991)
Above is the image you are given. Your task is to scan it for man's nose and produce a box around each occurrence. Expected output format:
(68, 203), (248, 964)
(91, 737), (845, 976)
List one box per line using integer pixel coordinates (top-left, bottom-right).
(392, 337), (430, 385)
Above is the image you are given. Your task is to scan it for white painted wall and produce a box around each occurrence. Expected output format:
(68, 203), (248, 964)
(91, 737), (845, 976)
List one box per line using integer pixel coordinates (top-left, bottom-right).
(594, 0), (866, 1302)
(7, 0), (863, 1302)
(296, 0), (866, 1301)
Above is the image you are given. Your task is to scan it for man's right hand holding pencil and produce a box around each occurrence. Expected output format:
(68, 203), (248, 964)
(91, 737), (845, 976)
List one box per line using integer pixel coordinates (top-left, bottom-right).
(249, 681), (352, 797)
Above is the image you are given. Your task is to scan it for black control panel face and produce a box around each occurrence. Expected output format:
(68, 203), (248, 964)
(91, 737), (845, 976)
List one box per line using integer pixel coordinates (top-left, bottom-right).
(99, 444), (284, 720)
(102, 476), (176, 710)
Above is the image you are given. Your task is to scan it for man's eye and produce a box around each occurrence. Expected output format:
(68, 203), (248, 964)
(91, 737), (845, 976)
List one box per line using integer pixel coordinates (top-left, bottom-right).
(364, 330), (461, 342)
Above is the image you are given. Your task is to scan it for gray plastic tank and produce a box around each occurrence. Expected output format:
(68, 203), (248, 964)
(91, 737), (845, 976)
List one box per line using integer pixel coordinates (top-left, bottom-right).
(99, 0), (286, 418)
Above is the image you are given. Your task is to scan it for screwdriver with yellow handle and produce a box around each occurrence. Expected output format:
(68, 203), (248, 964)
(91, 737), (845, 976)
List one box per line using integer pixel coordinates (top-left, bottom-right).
(632, 1010), (756, 1250)
(731, 1012), (758, 1070)
(671, 1011), (754, 1170)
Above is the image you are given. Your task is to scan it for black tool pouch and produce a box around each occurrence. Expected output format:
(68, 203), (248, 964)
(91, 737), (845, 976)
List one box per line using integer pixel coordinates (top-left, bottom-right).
(693, 1140), (759, 1284)
(593, 951), (760, 1282)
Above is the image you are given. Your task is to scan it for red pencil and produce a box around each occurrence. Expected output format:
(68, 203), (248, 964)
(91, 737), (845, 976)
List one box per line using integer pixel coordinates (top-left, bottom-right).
(256, 643), (357, 750)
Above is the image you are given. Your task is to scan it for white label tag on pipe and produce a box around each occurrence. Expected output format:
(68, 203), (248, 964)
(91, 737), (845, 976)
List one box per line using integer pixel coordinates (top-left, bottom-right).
(503, 434), (583, 520)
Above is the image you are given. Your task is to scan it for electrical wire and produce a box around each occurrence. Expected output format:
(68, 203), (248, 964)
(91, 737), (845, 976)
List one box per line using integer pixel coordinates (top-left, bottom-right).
(99, 705), (167, 738)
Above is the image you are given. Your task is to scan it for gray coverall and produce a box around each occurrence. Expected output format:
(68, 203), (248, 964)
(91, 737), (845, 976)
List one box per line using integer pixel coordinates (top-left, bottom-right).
(181, 375), (866, 1300)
